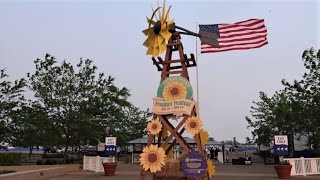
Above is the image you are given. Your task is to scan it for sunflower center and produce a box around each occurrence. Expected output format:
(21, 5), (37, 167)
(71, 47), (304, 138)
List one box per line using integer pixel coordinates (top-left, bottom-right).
(152, 124), (158, 130)
(154, 21), (161, 35)
(170, 87), (179, 95)
(147, 153), (158, 164)
(190, 121), (197, 128)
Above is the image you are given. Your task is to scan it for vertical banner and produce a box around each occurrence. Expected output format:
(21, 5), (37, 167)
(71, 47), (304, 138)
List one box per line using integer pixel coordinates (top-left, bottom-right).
(105, 137), (117, 156)
(274, 135), (289, 156)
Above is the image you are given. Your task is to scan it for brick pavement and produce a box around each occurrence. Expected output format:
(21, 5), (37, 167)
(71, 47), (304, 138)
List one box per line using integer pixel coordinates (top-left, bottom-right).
(1, 162), (320, 180)
(0, 164), (80, 180)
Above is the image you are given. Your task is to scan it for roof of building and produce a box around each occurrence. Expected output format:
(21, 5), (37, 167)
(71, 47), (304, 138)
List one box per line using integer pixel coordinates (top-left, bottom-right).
(127, 137), (222, 145)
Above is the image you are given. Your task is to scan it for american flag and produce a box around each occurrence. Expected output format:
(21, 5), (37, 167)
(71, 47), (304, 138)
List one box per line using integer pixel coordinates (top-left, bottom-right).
(199, 19), (268, 53)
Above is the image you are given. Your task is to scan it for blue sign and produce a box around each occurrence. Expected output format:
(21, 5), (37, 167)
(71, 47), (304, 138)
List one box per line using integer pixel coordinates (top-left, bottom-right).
(275, 144), (289, 156)
(274, 135), (289, 156)
(105, 145), (117, 156)
(181, 152), (207, 178)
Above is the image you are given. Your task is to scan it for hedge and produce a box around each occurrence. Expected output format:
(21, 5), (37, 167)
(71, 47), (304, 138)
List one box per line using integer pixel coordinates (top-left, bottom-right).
(0, 153), (20, 166)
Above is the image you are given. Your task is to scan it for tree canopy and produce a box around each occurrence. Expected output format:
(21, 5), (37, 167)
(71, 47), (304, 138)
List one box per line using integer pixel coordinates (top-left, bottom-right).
(246, 48), (320, 150)
(1, 54), (149, 161)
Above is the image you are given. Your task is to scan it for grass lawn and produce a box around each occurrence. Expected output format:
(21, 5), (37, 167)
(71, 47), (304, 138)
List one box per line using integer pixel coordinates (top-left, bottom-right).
(0, 170), (16, 175)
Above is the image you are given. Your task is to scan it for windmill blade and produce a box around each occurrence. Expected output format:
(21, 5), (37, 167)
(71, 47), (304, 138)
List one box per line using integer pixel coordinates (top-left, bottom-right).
(199, 30), (219, 48)
(149, 7), (161, 28)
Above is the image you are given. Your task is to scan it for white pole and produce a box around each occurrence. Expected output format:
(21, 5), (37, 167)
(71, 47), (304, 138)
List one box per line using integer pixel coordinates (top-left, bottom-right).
(195, 22), (200, 117)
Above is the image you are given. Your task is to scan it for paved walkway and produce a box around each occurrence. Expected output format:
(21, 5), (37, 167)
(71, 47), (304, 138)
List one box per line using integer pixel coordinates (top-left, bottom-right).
(1, 163), (320, 180)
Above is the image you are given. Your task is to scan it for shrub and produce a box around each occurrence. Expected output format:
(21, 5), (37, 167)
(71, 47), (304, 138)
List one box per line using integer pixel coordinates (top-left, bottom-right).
(311, 150), (320, 157)
(36, 160), (43, 165)
(0, 153), (20, 166)
(42, 153), (64, 159)
(44, 159), (58, 165)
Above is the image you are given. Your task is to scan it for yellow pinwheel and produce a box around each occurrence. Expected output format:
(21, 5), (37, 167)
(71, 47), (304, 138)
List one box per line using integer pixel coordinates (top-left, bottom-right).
(143, 0), (174, 57)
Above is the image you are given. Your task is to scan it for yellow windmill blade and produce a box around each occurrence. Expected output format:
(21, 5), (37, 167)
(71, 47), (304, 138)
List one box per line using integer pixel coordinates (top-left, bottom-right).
(153, 47), (160, 57)
(159, 42), (166, 54)
(146, 17), (156, 26)
(163, 5), (172, 24)
(143, 38), (150, 47)
(146, 46), (154, 55)
(161, 0), (166, 21)
(160, 30), (171, 40)
(143, 27), (153, 36)
(143, 0), (174, 57)
(148, 7), (161, 27)
(157, 35), (164, 45)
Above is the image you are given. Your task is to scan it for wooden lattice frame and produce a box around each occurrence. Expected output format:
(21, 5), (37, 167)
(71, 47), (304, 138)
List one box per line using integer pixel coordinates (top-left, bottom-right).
(140, 32), (210, 180)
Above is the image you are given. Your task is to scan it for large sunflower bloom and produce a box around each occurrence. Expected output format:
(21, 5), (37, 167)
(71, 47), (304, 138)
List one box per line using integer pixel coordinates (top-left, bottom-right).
(207, 159), (216, 177)
(163, 80), (187, 101)
(140, 144), (166, 173)
(184, 116), (203, 135)
(147, 119), (162, 135)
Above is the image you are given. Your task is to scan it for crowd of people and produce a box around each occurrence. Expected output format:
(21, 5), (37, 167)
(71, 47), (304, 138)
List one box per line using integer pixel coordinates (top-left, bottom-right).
(205, 147), (220, 160)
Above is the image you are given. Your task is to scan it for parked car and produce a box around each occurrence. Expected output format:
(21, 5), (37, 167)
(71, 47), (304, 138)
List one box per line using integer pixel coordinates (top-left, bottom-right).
(43, 146), (58, 153)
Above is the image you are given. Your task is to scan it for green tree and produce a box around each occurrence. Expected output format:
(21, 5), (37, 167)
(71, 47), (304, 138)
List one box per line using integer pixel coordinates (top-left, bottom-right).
(282, 48), (320, 149)
(27, 54), (148, 161)
(0, 69), (25, 143)
(247, 48), (320, 151)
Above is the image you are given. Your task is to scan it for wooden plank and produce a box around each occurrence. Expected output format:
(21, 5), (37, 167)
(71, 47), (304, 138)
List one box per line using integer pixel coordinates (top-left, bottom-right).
(157, 115), (190, 151)
(194, 133), (203, 155)
(152, 57), (162, 71)
(147, 134), (153, 146)
(165, 70), (184, 75)
(165, 128), (185, 155)
(159, 116), (191, 150)
(153, 59), (193, 65)
(157, 130), (162, 146)
(161, 116), (188, 148)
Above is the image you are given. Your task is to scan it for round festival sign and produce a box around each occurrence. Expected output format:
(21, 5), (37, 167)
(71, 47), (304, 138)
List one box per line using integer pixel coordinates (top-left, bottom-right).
(157, 76), (193, 101)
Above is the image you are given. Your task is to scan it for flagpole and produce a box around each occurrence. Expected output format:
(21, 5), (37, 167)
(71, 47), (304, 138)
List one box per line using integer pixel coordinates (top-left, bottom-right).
(195, 22), (200, 118)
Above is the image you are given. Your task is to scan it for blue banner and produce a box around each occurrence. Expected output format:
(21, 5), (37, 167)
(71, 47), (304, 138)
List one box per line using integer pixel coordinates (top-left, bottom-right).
(275, 144), (288, 156)
(105, 145), (117, 156)
(181, 152), (207, 178)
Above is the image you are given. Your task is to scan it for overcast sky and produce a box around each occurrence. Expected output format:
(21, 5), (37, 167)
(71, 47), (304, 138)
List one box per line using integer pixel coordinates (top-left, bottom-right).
(0, 0), (319, 143)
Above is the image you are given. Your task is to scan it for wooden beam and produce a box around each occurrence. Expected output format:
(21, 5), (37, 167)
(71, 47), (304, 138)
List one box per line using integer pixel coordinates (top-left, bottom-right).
(160, 116), (188, 148)
(165, 70), (184, 75)
(157, 115), (190, 151)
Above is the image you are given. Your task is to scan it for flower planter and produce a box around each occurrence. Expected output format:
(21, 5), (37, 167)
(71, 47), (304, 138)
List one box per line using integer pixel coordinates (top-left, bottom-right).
(102, 162), (117, 176)
(274, 165), (292, 179)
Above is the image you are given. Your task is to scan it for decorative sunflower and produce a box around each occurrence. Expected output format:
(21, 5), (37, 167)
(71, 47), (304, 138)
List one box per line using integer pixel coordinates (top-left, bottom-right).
(163, 80), (187, 101)
(207, 159), (216, 177)
(147, 119), (163, 135)
(143, 0), (174, 57)
(184, 116), (203, 135)
(200, 129), (209, 145)
(140, 144), (166, 173)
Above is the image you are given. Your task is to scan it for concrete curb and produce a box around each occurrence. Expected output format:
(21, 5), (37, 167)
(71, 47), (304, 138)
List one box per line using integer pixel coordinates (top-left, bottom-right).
(0, 167), (63, 177)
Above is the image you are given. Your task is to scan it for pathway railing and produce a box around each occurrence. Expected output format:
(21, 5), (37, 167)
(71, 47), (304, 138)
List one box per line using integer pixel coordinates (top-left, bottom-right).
(284, 157), (320, 176)
(83, 155), (110, 172)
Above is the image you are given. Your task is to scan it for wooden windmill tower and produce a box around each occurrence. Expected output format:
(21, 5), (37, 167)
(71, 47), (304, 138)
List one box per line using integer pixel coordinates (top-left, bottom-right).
(140, 1), (218, 179)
